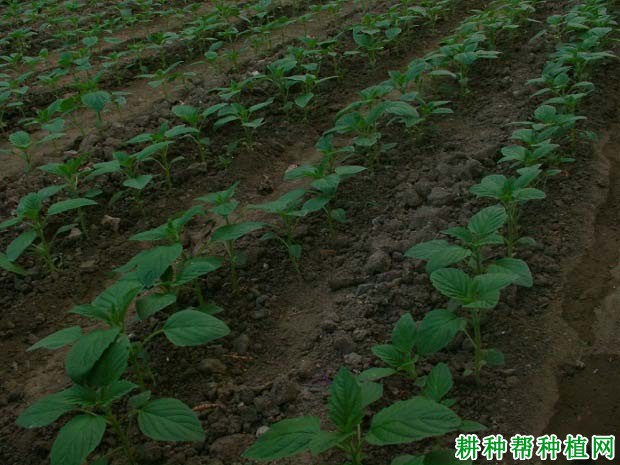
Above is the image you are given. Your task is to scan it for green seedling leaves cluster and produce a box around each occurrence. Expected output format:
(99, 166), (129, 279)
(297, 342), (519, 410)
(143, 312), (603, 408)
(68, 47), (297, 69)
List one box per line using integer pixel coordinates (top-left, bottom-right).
(244, 367), (479, 465)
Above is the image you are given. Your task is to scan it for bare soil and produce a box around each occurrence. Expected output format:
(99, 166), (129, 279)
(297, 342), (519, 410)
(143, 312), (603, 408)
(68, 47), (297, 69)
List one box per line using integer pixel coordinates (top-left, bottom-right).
(1, 1), (619, 465)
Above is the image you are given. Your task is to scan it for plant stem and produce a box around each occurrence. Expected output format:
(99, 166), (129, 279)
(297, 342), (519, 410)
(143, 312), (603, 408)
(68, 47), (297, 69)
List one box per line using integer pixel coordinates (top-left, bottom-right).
(227, 240), (239, 292)
(106, 411), (137, 465)
(471, 309), (483, 384)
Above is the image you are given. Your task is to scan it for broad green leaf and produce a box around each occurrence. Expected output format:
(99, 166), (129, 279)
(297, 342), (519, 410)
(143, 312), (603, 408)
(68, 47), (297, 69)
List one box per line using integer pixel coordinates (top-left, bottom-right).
(0, 217), (22, 231)
(48, 198), (98, 216)
(91, 280), (143, 322)
(357, 367), (397, 382)
(175, 256), (223, 286)
(360, 381), (383, 408)
(9, 130), (32, 148)
(416, 310), (465, 355)
(334, 165), (366, 177)
(421, 363), (453, 402)
(328, 368), (363, 433)
(426, 246), (471, 273)
(484, 348), (505, 366)
(467, 205), (507, 236)
(81, 91), (111, 113)
(430, 268), (471, 302)
(138, 398), (205, 442)
(0, 252), (27, 275)
(17, 388), (80, 428)
(405, 240), (450, 260)
(487, 258), (533, 287)
(391, 314), (416, 353)
(211, 221), (264, 242)
(243, 416), (321, 460)
(459, 420), (487, 432)
(86, 334), (130, 386)
(163, 310), (230, 346)
(366, 397), (461, 445)
(100, 380), (137, 406)
(308, 430), (352, 455)
(123, 174), (152, 190)
(6, 230), (36, 261)
(129, 390), (151, 409)
(137, 293), (177, 320)
(50, 414), (106, 465)
(116, 244), (183, 288)
(302, 195), (330, 213)
(28, 326), (82, 351)
(372, 344), (408, 369)
(65, 329), (119, 383)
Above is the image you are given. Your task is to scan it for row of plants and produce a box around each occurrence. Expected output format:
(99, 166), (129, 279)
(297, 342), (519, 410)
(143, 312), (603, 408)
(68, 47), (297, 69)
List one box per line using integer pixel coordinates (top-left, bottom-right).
(0, 0), (210, 55)
(244, 0), (619, 462)
(242, 0), (561, 463)
(0, 0), (326, 133)
(8, 0), (565, 464)
(0, 0), (463, 276)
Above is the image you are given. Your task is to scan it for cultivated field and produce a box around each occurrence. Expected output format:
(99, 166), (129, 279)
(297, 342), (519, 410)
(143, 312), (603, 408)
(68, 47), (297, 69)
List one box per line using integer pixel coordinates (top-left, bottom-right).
(0, 0), (619, 464)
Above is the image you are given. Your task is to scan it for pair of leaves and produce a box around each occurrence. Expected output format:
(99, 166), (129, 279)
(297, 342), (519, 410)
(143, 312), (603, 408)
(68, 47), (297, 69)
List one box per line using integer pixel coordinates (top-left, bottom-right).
(244, 368), (465, 461)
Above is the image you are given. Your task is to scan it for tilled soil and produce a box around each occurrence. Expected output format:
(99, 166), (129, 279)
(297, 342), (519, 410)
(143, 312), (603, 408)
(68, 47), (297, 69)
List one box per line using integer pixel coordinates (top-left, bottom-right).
(1, 1), (619, 465)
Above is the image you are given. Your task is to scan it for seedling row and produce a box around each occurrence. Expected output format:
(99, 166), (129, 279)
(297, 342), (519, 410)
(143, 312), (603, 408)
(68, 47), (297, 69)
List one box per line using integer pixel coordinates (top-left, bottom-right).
(1, 0), (617, 464)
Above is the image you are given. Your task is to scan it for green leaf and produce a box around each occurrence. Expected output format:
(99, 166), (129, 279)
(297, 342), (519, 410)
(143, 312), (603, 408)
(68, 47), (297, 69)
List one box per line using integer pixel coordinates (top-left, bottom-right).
(430, 268), (471, 302)
(17, 388), (80, 428)
(116, 244), (183, 288)
(372, 344), (408, 369)
(50, 414), (106, 465)
(138, 398), (205, 442)
(81, 91), (111, 113)
(6, 230), (36, 261)
(426, 246), (471, 273)
(9, 130), (32, 149)
(406, 240), (450, 260)
(360, 381), (383, 408)
(136, 293), (177, 320)
(391, 314), (416, 353)
(308, 430), (351, 455)
(100, 380), (137, 406)
(175, 256), (223, 286)
(0, 252), (27, 275)
(328, 368), (363, 433)
(295, 93), (314, 109)
(366, 397), (461, 445)
(358, 367), (397, 382)
(0, 217), (22, 231)
(65, 329), (119, 384)
(467, 205), (507, 236)
(123, 174), (152, 190)
(211, 221), (264, 242)
(86, 334), (130, 386)
(459, 420), (487, 432)
(421, 363), (453, 402)
(28, 326), (82, 351)
(487, 258), (533, 288)
(129, 390), (151, 409)
(416, 310), (465, 355)
(484, 348), (505, 366)
(163, 310), (230, 346)
(243, 416), (321, 460)
(48, 198), (98, 216)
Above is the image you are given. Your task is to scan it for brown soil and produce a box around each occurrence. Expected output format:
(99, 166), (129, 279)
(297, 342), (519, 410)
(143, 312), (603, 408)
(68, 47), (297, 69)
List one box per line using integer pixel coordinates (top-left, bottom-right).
(1, 1), (619, 465)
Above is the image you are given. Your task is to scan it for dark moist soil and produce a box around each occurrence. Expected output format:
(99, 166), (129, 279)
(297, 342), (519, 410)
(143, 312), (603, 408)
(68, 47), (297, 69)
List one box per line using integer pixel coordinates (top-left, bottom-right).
(1, 1), (620, 465)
